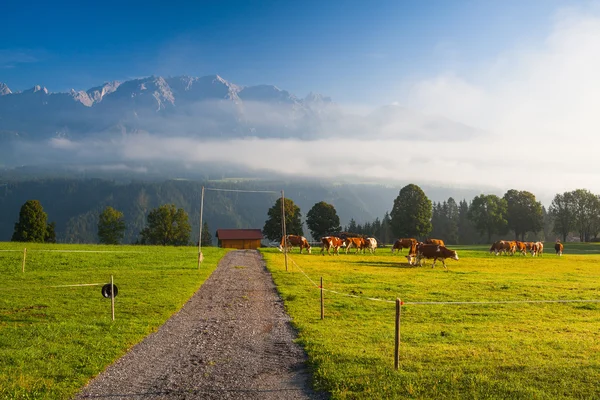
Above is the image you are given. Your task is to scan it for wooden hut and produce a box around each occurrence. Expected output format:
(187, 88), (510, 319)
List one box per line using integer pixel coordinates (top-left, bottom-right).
(216, 229), (263, 249)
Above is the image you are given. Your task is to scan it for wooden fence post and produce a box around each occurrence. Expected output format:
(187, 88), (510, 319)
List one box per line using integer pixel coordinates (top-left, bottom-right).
(111, 275), (115, 321)
(320, 277), (324, 320)
(22, 248), (27, 273)
(395, 298), (401, 370)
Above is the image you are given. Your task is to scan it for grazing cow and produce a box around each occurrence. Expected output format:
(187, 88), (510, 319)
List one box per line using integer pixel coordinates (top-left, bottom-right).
(365, 238), (378, 254)
(555, 241), (564, 256)
(414, 244), (459, 270)
(321, 236), (345, 255)
(392, 238), (417, 254)
(279, 235), (311, 254)
(490, 240), (514, 256)
(531, 241), (544, 257)
(344, 237), (366, 254)
(525, 242), (535, 252)
(515, 241), (527, 255)
(425, 238), (445, 246)
(405, 241), (421, 265)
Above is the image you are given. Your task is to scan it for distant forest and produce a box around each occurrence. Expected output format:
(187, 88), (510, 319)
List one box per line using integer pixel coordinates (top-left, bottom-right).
(0, 179), (403, 244)
(1, 178), (576, 245)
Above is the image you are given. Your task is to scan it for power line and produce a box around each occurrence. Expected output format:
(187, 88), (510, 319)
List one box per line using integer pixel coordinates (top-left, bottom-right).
(204, 188), (279, 194)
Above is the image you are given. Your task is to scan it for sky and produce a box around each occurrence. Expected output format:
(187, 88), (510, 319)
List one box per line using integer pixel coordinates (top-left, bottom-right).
(3, 0), (600, 203)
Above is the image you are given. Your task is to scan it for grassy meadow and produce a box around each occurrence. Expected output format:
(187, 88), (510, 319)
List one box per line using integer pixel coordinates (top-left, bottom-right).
(0, 242), (228, 399)
(261, 243), (600, 399)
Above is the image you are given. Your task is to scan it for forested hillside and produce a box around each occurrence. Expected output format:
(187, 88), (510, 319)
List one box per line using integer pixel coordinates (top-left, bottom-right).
(0, 179), (415, 244)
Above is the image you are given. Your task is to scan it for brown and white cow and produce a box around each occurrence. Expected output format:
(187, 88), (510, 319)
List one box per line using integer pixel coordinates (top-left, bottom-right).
(555, 241), (564, 256)
(414, 243), (458, 270)
(392, 238), (417, 254)
(490, 240), (514, 255)
(405, 241), (420, 265)
(425, 238), (445, 246)
(515, 241), (527, 255)
(279, 235), (311, 254)
(344, 237), (366, 254)
(531, 241), (544, 257)
(321, 236), (345, 255)
(365, 237), (378, 254)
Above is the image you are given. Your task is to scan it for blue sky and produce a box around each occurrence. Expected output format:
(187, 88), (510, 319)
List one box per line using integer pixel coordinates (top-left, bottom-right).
(0, 0), (584, 104)
(5, 0), (600, 196)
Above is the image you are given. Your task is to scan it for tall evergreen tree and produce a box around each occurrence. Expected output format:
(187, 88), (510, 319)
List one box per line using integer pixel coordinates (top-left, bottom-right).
(306, 201), (341, 240)
(380, 212), (393, 244)
(390, 184), (432, 239)
(346, 218), (358, 233)
(445, 198), (459, 244)
(45, 221), (57, 243)
(263, 197), (303, 241)
(200, 222), (213, 246)
(12, 200), (48, 243)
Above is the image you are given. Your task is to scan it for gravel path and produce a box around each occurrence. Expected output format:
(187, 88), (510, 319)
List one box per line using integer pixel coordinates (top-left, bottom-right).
(77, 250), (327, 399)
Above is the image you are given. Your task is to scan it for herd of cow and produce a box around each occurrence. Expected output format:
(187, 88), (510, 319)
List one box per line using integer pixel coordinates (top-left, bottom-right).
(489, 240), (564, 256)
(277, 234), (566, 270)
(278, 235), (459, 269)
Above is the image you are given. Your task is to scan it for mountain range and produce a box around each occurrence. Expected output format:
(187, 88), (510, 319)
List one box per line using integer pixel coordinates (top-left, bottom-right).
(0, 74), (480, 144)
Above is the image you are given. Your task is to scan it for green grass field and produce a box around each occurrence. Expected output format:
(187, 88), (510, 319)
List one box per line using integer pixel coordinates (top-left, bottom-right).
(0, 242), (228, 400)
(261, 243), (600, 399)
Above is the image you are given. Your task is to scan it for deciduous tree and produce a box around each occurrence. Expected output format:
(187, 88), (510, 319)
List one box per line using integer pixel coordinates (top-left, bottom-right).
(503, 190), (543, 241)
(98, 206), (126, 244)
(306, 201), (341, 240)
(467, 194), (508, 242)
(140, 204), (191, 246)
(549, 192), (574, 242)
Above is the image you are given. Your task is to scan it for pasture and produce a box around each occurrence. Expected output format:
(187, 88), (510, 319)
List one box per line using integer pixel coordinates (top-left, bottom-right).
(261, 243), (600, 399)
(0, 242), (228, 400)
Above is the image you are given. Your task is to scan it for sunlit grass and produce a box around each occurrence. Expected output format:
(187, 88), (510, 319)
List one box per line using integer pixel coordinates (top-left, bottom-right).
(0, 242), (228, 399)
(262, 243), (600, 399)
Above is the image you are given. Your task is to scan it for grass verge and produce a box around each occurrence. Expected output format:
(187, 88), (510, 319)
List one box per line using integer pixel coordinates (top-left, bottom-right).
(262, 244), (600, 399)
(0, 242), (228, 399)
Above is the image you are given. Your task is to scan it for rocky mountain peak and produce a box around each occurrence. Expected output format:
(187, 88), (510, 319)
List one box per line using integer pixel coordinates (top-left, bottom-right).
(0, 82), (12, 95)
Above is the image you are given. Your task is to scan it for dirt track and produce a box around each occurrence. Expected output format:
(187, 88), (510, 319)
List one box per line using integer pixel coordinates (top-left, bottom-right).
(77, 250), (327, 399)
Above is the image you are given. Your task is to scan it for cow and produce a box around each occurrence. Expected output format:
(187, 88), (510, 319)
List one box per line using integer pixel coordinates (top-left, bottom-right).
(405, 241), (421, 265)
(555, 241), (564, 256)
(531, 241), (544, 257)
(413, 244), (459, 270)
(344, 237), (366, 254)
(425, 238), (445, 246)
(392, 238), (417, 254)
(321, 236), (345, 255)
(515, 241), (527, 255)
(278, 235), (311, 254)
(365, 238), (377, 254)
(490, 240), (515, 256)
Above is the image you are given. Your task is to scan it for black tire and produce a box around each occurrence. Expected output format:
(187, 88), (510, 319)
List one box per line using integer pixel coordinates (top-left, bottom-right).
(101, 283), (119, 298)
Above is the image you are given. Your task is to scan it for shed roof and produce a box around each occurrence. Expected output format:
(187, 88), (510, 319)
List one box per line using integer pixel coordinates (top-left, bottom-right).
(216, 229), (263, 240)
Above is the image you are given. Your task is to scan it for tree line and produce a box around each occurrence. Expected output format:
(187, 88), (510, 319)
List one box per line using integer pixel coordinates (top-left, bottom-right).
(262, 185), (600, 245)
(11, 201), (212, 246)
(11, 185), (600, 246)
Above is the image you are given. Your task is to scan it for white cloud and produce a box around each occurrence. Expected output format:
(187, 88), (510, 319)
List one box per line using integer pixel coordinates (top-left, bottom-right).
(7, 8), (600, 206)
(397, 8), (600, 199)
